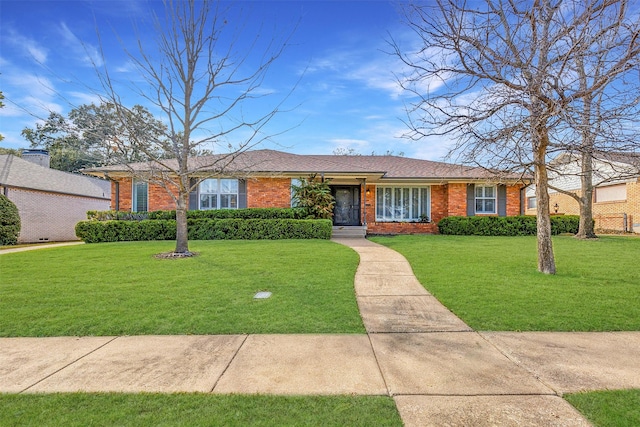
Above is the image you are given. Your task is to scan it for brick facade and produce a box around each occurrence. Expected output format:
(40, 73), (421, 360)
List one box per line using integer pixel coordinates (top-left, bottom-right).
(4, 187), (109, 243)
(525, 179), (640, 233)
(111, 177), (526, 235)
(112, 178), (177, 211)
(506, 185), (522, 216)
(247, 178), (292, 208)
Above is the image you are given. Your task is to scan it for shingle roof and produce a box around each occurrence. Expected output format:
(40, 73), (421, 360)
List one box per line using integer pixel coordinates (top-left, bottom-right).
(0, 155), (111, 199)
(83, 149), (527, 181)
(596, 151), (640, 169)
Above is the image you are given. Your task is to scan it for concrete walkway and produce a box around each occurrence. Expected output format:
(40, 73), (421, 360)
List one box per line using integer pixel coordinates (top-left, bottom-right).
(1, 238), (640, 426)
(0, 241), (84, 254)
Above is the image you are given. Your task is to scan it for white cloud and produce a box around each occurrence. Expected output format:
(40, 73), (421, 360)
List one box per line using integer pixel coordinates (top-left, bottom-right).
(5, 29), (48, 64)
(58, 22), (104, 67)
(68, 91), (103, 106)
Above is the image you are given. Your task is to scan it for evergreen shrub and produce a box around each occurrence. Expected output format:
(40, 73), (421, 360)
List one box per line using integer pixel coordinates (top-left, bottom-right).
(75, 218), (331, 242)
(0, 194), (21, 245)
(437, 215), (580, 236)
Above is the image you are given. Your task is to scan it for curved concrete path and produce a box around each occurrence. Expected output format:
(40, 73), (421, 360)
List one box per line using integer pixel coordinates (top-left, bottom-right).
(1, 238), (640, 426)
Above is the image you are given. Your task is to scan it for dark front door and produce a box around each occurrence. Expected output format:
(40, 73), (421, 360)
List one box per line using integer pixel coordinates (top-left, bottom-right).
(332, 186), (361, 226)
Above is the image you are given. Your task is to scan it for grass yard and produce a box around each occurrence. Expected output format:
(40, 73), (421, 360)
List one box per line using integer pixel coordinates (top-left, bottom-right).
(0, 393), (403, 427)
(564, 389), (640, 427)
(370, 235), (640, 331)
(0, 240), (364, 337)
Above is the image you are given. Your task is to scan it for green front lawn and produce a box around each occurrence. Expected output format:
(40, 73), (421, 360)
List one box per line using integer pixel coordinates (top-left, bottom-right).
(0, 393), (402, 427)
(565, 389), (640, 427)
(0, 240), (364, 336)
(370, 235), (640, 331)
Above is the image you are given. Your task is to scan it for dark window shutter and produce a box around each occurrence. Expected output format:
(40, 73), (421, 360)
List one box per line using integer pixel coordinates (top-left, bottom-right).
(188, 178), (198, 210)
(238, 179), (247, 209)
(466, 184), (475, 216)
(498, 185), (507, 217)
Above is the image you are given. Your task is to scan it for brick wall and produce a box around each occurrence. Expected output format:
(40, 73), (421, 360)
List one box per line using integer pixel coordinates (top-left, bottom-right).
(246, 177), (292, 208)
(113, 178), (131, 211)
(506, 185), (522, 216)
(446, 183), (468, 216)
(526, 179), (640, 233)
(148, 183), (177, 211)
(113, 178), (177, 211)
(7, 187), (110, 243)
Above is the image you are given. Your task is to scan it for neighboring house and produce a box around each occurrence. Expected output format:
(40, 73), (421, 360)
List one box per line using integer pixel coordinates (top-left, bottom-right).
(0, 151), (111, 243)
(83, 149), (529, 235)
(525, 152), (640, 233)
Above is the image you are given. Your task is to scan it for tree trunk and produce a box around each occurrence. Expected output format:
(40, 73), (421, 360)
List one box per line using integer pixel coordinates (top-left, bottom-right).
(576, 147), (597, 239)
(534, 151), (557, 274)
(175, 182), (190, 254)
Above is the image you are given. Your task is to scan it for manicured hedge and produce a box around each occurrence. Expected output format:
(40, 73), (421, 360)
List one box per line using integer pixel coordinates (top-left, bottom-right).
(0, 194), (21, 245)
(75, 220), (177, 243)
(437, 215), (581, 236)
(86, 208), (307, 221)
(75, 218), (332, 243)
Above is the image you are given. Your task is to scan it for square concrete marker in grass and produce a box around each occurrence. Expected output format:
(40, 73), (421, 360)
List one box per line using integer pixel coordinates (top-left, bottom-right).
(28, 335), (246, 393)
(0, 337), (114, 393)
(213, 334), (387, 395)
(254, 291), (272, 299)
(395, 395), (591, 427)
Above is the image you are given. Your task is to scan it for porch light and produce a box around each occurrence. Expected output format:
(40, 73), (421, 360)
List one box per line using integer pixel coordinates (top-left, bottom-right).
(366, 188), (371, 196)
(554, 203), (559, 214)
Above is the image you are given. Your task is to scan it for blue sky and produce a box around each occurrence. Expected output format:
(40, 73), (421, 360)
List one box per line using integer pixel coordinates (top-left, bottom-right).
(0, 0), (452, 161)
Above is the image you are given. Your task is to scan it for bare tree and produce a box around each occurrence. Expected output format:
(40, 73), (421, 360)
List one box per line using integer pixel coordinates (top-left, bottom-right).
(98, 0), (296, 255)
(391, 0), (639, 274)
(547, 2), (640, 238)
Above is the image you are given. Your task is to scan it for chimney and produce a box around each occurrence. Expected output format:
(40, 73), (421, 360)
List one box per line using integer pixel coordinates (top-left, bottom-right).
(21, 149), (50, 168)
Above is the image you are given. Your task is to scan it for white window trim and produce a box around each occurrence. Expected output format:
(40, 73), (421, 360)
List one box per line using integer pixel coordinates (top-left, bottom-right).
(132, 180), (148, 212)
(199, 178), (239, 210)
(375, 186), (430, 222)
(475, 185), (497, 214)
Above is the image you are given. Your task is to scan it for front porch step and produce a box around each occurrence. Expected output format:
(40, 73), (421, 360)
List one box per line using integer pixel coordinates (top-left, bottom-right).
(332, 226), (367, 238)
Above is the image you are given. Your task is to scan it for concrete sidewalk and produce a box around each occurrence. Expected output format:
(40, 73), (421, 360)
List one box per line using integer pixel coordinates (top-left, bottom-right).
(1, 237), (639, 426)
(0, 241), (84, 254)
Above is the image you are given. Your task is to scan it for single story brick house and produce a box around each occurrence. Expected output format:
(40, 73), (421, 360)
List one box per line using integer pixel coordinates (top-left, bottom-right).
(1, 151), (111, 243)
(83, 149), (530, 234)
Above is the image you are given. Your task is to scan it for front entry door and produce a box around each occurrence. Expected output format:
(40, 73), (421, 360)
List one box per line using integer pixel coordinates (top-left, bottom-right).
(332, 186), (361, 226)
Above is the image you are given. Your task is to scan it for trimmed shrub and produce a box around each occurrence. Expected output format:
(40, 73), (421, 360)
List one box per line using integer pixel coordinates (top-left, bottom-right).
(75, 220), (177, 243)
(75, 218), (331, 243)
(87, 208), (307, 221)
(0, 194), (21, 245)
(437, 215), (580, 236)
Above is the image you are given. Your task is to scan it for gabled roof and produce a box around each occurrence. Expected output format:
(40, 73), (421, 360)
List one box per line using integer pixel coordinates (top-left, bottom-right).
(551, 151), (640, 170)
(83, 149), (528, 182)
(595, 151), (640, 169)
(0, 154), (111, 199)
